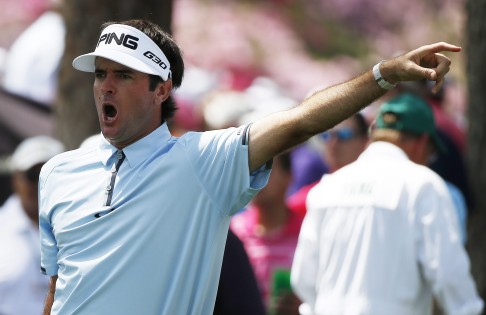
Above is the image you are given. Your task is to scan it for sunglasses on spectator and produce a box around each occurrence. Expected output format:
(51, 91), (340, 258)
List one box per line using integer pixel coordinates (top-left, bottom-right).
(320, 127), (358, 142)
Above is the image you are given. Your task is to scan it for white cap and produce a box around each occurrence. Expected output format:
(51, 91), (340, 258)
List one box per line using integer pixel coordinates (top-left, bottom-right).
(10, 136), (65, 172)
(72, 24), (171, 81)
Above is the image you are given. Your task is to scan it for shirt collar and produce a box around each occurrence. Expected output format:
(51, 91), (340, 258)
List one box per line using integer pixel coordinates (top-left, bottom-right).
(97, 123), (172, 168)
(361, 141), (409, 161)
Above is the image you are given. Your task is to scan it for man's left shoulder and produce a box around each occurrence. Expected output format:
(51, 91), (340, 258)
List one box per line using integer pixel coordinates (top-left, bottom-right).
(411, 163), (450, 194)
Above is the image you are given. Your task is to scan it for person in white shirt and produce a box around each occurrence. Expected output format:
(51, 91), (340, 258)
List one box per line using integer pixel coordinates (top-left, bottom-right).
(291, 93), (483, 315)
(2, 7), (65, 106)
(0, 136), (64, 315)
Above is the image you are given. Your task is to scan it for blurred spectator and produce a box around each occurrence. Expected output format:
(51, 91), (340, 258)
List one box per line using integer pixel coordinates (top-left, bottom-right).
(0, 2), (61, 203)
(214, 229), (266, 315)
(426, 127), (469, 244)
(0, 135), (64, 315)
(287, 143), (328, 196)
(0, 47), (7, 78)
(398, 80), (466, 153)
(387, 82), (470, 243)
(397, 80), (473, 211)
(428, 125), (472, 243)
(170, 66), (220, 135)
(201, 90), (253, 130)
(287, 113), (369, 215)
(231, 153), (303, 314)
(319, 113), (369, 172)
(2, 2), (64, 105)
(291, 93), (483, 315)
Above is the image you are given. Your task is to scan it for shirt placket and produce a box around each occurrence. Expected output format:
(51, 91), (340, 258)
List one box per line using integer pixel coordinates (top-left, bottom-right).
(104, 150), (125, 207)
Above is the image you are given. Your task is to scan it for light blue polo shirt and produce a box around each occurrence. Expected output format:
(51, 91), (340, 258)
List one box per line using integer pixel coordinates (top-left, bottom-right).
(39, 123), (270, 315)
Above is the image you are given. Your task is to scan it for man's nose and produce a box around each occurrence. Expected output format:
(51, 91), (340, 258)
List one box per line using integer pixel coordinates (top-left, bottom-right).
(100, 75), (116, 95)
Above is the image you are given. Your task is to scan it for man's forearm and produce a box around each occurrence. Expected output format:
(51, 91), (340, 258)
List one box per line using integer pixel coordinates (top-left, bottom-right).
(248, 69), (384, 171)
(43, 276), (57, 315)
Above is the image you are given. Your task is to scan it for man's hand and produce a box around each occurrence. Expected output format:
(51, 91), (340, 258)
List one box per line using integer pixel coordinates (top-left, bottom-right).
(381, 42), (462, 94)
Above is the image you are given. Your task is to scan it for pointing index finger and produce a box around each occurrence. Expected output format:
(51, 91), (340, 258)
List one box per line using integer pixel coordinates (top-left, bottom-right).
(415, 42), (462, 56)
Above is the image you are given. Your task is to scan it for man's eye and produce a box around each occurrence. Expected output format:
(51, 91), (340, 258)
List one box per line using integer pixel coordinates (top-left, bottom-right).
(119, 73), (131, 79)
(94, 72), (105, 79)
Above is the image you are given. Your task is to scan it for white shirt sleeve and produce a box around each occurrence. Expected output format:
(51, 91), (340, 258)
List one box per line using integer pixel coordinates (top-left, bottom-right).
(291, 186), (321, 314)
(414, 178), (483, 315)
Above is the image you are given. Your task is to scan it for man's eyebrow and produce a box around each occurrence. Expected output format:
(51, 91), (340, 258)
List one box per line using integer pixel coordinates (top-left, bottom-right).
(94, 68), (135, 74)
(114, 69), (135, 74)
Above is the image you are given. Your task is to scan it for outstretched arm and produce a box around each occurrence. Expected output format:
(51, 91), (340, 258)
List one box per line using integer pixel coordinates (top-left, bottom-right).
(248, 42), (461, 171)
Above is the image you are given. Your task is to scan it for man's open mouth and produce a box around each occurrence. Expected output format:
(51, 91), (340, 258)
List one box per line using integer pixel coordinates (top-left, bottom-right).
(103, 104), (118, 121)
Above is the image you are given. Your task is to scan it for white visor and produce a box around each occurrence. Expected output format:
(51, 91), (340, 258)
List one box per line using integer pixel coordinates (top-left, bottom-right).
(72, 24), (171, 81)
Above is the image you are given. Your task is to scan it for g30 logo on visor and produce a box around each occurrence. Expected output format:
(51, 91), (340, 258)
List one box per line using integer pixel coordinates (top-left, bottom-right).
(97, 32), (139, 50)
(143, 51), (168, 70)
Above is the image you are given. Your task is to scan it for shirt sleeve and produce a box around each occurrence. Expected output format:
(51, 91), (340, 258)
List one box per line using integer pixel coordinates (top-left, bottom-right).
(39, 162), (59, 276)
(290, 185), (321, 313)
(415, 178), (483, 315)
(182, 125), (271, 216)
(445, 181), (468, 244)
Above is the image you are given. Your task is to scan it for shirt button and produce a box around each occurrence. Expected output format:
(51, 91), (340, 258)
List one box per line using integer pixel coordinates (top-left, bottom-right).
(106, 185), (112, 191)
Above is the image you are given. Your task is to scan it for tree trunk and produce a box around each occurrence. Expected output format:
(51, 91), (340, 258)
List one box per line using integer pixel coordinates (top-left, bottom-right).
(466, 0), (486, 306)
(55, 0), (173, 149)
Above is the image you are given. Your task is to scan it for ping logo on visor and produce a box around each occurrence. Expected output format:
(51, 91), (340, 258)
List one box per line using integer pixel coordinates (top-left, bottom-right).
(97, 32), (139, 50)
(72, 24), (172, 81)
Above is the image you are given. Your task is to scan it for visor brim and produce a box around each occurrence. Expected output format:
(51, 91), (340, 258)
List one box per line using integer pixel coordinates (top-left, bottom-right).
(72, 50), (163, 79)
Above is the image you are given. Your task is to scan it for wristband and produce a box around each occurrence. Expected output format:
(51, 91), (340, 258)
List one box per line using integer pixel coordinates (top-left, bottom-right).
(373, 61), (396, 90)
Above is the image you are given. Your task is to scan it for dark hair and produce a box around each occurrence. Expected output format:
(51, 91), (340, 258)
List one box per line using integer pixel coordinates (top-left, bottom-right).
(353, 112), (368, 136)
(101, 19), (185, 122)
(274, 152), (292, 173)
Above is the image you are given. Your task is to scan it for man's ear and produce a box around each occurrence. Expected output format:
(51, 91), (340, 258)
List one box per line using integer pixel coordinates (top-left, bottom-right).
(155, 80), (173, 104)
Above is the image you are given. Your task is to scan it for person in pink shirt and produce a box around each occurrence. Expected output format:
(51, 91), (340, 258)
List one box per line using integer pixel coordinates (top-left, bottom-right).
(231, 152), (303, 314)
